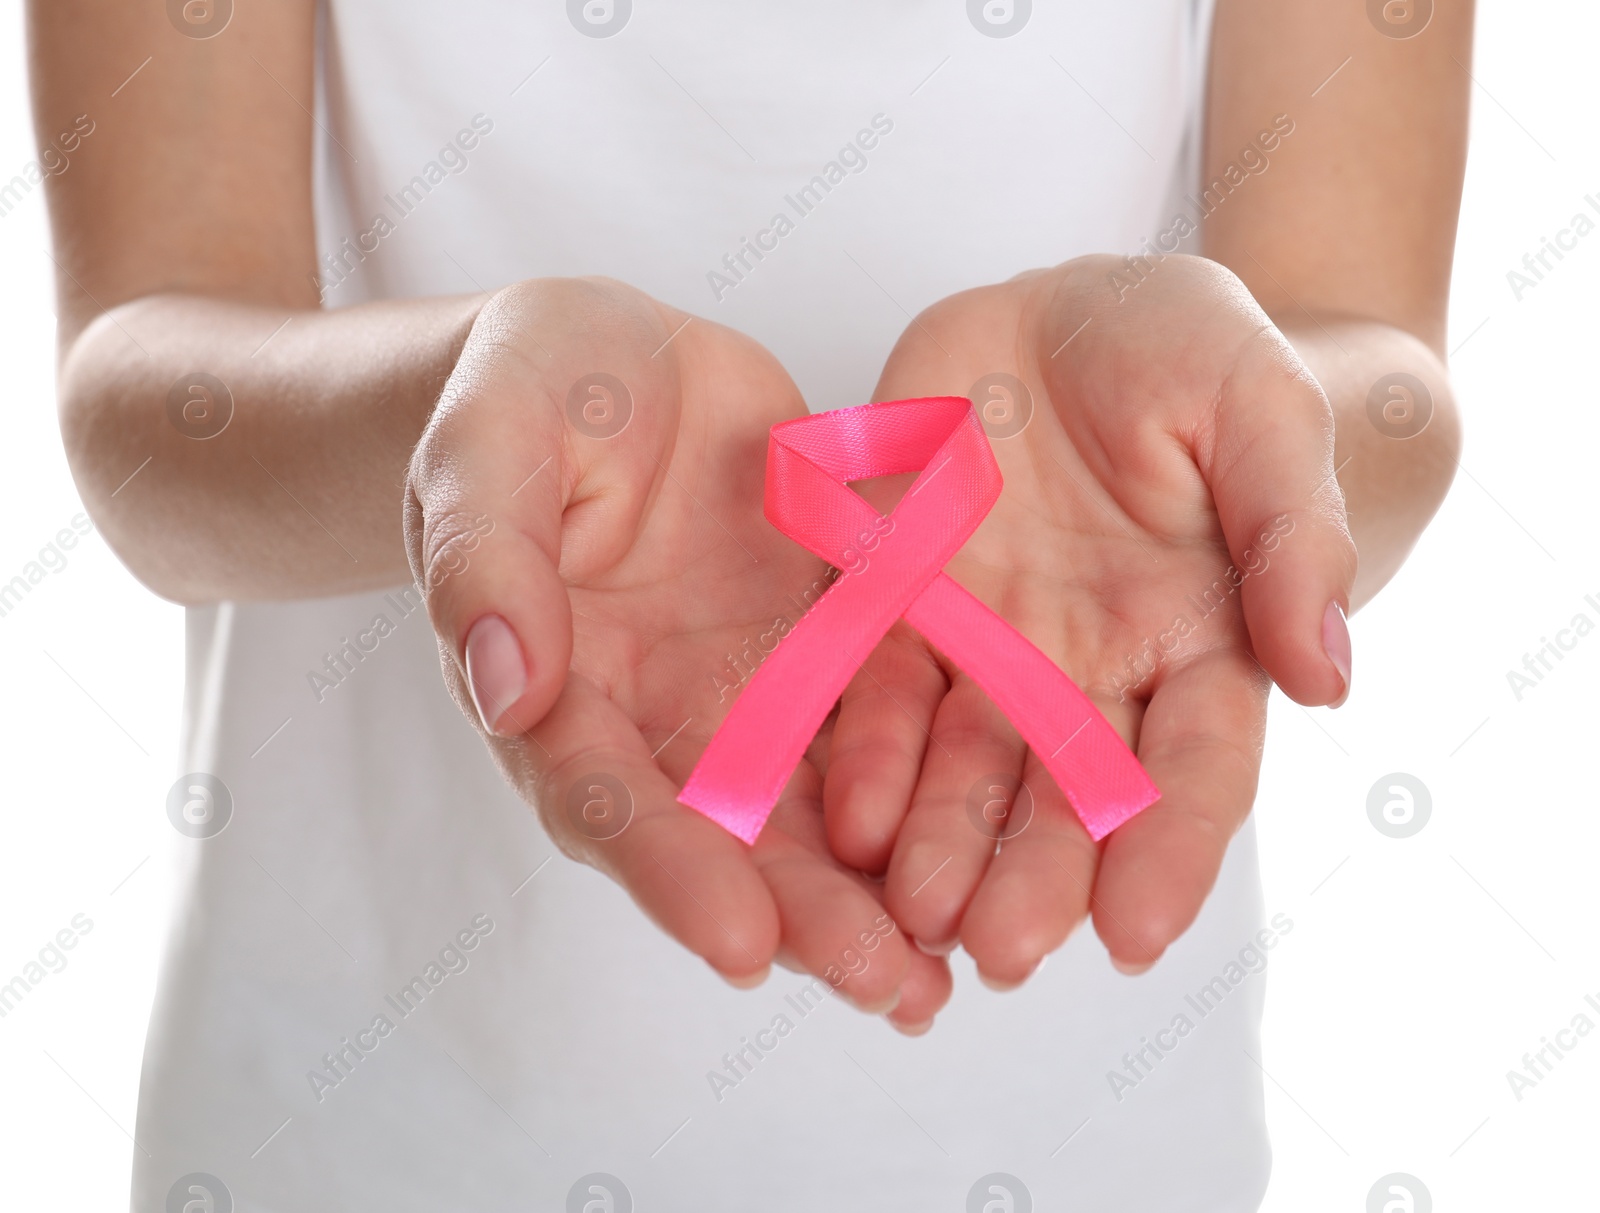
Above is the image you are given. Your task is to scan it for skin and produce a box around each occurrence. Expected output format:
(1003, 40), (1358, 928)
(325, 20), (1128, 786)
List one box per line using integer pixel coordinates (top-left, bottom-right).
(31, 0), (1468, 1032)
(825, 1), (1471, 1015)
(33, 0), (951, 1027)
(406, 276), (953, 1024)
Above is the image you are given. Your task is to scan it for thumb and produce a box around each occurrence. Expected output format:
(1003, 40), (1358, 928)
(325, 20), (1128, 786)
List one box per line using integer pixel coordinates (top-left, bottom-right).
(405, 383), (573, 736)
(1202, 329), (1358, 707)
(405, 277), (683, 737)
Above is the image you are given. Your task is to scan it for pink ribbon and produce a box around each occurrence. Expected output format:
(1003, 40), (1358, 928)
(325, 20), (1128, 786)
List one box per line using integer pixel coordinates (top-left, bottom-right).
(678, 397), (1159, 845)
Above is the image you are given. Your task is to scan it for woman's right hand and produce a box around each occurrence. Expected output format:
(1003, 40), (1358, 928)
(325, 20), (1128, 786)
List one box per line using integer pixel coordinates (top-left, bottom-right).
(404, 277), (951, 1030)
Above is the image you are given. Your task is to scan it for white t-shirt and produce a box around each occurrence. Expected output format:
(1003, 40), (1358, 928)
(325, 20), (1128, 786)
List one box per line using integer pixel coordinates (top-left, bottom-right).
(133, 3), (1279, 1210)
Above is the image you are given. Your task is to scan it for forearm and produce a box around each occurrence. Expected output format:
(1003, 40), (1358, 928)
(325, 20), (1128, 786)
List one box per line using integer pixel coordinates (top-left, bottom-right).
(1274, 318), (1460, 610)
(60, 291), (488, 603)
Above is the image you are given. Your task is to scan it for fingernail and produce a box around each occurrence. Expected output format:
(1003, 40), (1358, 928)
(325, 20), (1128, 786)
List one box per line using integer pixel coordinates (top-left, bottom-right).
(1111, 956), (1154, 976)
(465, 614), (527, 736)
(852, 988), (901, 1016)
(890, 1017), (935, 1037)
(978, 952), (1045, 990)
(1323, 600), (1352, 708)
(914, 936), (958, 957)
(978, 970), (1024, 993)
(721, 964), (770, 990)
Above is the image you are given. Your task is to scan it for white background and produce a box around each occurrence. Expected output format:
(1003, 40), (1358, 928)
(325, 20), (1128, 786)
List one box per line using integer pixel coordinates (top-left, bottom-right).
(0, 2), (1592, 1208)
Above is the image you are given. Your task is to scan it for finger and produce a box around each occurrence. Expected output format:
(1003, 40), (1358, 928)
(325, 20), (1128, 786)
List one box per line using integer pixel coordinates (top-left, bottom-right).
(519, 672), (779, 982)
(755, 776), (916, 1016)
(1203, 325), (1358, 707)
(405, 279), (681, 738)
(770, 922), (954, 1033)
(404, 440), (565, 742)
(764, 794), (961, 1032)
(886, 944), (954, 1035)
(1091, 646), (1268, 971)
(957, 748), (1099, 987)
(803, 700), (841, 780)
(882, 673), (1026, 950)
(823, 623), (948, 873)
(758, 857), (947, 1036)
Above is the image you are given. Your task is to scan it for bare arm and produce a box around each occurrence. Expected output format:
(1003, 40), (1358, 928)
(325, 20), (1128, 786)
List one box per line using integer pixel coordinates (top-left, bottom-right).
(30, 0), (485, 602)
(32, 2), (961, 1012)
(821, 0), (1478, 981)
(1206, 0), (1472, 607)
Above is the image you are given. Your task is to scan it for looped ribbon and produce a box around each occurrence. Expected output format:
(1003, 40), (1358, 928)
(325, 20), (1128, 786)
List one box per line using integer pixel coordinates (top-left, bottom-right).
(678, 397), (1159, 845)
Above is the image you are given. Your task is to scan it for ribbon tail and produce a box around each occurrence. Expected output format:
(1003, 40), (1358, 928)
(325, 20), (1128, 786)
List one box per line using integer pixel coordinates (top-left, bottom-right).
(904, 575), (1159, 841)
(678, 581), (873, 845)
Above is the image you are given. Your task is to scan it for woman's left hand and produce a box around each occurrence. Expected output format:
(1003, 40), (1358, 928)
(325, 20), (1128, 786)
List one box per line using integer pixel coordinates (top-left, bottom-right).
(822, 255), (1358, 986)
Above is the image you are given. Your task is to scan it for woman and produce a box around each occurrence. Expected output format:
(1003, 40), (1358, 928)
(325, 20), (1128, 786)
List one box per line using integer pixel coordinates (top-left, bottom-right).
(32, 0), (1467, 1207)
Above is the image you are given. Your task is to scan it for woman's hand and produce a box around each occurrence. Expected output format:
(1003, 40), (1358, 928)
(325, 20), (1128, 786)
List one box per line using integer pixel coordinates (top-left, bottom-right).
(405, 277), (950, 1029)
(823, 256), (1358, 989)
